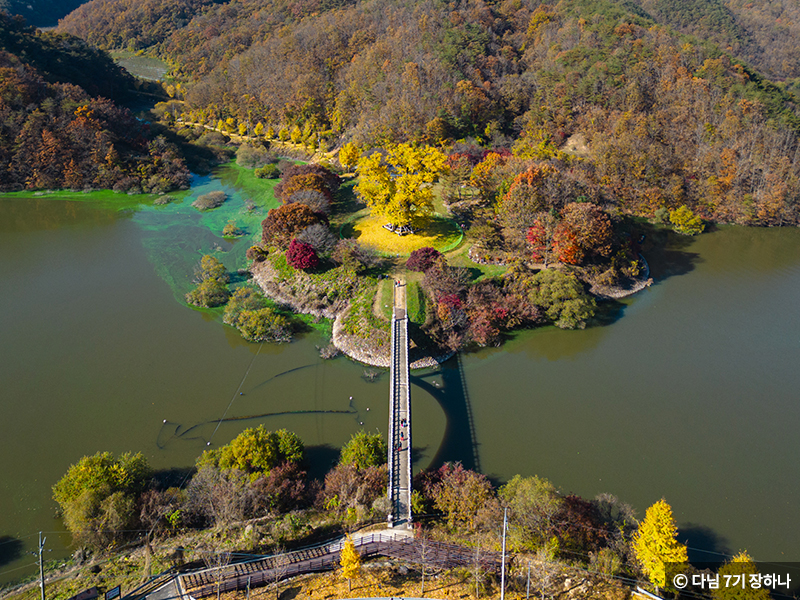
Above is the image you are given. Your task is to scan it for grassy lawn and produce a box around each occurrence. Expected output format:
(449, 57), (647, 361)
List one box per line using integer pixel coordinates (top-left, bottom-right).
(447, 241), (508, 281)
(347, 213), (463, 256)
(406, 280), (426, 324)
(377, 278), (394, 320)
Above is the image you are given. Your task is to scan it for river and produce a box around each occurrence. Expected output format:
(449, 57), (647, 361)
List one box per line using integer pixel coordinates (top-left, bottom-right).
(1, 175), (799, 585)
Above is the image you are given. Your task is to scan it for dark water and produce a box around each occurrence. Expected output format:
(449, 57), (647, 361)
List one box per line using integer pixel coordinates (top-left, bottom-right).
(1, 186), (799, 582)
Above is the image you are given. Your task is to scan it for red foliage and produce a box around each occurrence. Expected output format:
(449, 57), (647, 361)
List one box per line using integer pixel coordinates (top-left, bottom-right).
(252, 462), (310, 513)
(261, 203), (323, 248)
(406, 246), (442, 272)
(286, 239), (319, 270)
(439, 293), (463, 309)
(275, 164), (340, 200)
(552, 224), (584, 265)
(554, 495), (611, 554)
(527, 221), (549, 261)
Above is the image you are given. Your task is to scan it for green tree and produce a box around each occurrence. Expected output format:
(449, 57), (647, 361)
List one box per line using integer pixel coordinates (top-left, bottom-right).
(53, 452), (151, 549)
(669, 205), (704, 235)
(355, 143), (447, 229)
(712, 551), (771, 600)
(339, 535), (361, 592)
(526, 269), (596, 329)
(185, 256), (230, 308)
(340, 431), (387, 470)
(499, 474), (563, 549)
(632, 498), (688, 591)
(199, 426), (304, 481)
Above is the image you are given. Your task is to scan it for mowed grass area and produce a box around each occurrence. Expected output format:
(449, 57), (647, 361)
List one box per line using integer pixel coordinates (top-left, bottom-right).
(349, 213), (463, 256)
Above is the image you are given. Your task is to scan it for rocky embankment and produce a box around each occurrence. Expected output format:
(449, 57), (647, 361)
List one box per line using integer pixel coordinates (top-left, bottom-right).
(251, 260), (449, 369)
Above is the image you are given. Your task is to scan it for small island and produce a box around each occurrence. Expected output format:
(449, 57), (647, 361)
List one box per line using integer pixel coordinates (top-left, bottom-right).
(183, 140), (658, 367)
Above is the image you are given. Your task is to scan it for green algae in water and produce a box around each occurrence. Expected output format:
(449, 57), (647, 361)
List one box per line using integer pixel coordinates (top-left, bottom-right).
(133, 162), (282, 303)
(0, 161), (283, 310)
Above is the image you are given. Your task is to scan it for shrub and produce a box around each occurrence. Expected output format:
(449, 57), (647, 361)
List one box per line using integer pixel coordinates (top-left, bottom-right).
(186, 255), (230, 307)
(406, 246), (442, 272)
(198, 426), (304, 481)
(197, 131), (228, 146)
(192, 190), (226, 211)
(223, 287), (293, 342)
(527, 268), (595, 329)
(53, 452), (151, 549)
(254, 163), (280, 178)
(185, 278), (230, 307)
(286, 239), (319, 270)
(286, 189), (331, 214)
(262, 203), (323, 248)
(277, 173), (333, 202)
(669, 205), (704, 235)
(332, 239), (375, 272)
(275, 164), (340, 199)
(296, 223), (338, 253)
(236, 143), (274, 169)
(222, 221), (241, 237)
(246, 245), (268, 262)
(340, 431), (388, 470)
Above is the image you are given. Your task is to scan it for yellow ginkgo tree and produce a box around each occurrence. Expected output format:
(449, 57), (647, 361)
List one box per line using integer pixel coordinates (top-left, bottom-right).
(339, 535), (361, 592)
(355, 143), (447, 230)
(632, 498), (688, 591)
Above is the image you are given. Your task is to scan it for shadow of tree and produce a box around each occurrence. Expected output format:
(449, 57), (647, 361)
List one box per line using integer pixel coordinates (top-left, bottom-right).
(0, 536), (23, 567)
(304, 444), (340, 481)
(637, 222), (703, 284)
(679, 523), (732, 562)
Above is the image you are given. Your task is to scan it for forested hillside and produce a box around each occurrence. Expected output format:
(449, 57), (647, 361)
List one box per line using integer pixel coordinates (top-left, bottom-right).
(630, 0), (800, 85)
(0, 15), (189, 192)
(57, 0), (800, 225)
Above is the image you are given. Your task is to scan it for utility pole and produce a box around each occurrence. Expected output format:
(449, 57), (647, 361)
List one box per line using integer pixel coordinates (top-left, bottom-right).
(500, 508), (508, 600)
(38, 532), (46, 600)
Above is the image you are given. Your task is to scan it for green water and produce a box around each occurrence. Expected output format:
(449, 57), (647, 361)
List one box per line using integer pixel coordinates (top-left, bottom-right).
(1, 172), (800, 583)
(110, 52), (170, 81)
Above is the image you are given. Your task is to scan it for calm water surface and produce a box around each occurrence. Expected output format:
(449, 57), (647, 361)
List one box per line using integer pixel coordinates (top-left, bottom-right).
(1, 186), (799, 582)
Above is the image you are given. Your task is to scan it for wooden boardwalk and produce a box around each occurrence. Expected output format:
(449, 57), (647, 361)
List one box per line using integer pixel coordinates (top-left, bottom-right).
(388, 279), (412, 528)
(177, 534), (506, 599)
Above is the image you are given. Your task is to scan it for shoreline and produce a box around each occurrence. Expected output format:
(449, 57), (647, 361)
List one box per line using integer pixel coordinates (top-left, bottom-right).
(251, 260), (452, 369)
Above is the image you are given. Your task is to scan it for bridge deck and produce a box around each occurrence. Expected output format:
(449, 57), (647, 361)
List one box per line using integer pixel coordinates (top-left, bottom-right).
(388, 280), (412, 528)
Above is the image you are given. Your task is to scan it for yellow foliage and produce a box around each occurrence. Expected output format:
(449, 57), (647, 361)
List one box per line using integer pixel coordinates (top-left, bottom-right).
(339, 535), (361, 585)
(632, 499), (688, 589)
(669, 205), (704, 235)
(355, 143), (447, 228)
(352, 214), (462, 255)
(338, 141), (361, 170)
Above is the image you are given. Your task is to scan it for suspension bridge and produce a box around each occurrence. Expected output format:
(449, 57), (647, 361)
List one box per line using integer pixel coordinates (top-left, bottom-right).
(387, 279), (412, 528)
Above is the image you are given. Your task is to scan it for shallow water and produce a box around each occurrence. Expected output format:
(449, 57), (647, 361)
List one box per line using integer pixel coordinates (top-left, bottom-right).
(1, 178), (799, 583)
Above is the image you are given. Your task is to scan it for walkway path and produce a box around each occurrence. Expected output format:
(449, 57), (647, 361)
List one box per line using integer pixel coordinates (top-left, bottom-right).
(388, 279), (412, 528)
(174, 533), (504, 599)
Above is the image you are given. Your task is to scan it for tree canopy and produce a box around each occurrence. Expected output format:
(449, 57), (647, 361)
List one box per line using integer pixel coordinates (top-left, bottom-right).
(199, 426), (305, 481)
(355, 143), (448, 229)
(339, 431), (388, 470)
(632, 498), (688, 590)
(52, 451), (151, 549)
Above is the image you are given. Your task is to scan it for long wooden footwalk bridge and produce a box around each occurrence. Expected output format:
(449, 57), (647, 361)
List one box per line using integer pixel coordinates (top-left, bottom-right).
(388, 279), (412, 528)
